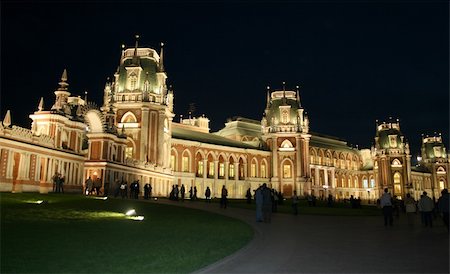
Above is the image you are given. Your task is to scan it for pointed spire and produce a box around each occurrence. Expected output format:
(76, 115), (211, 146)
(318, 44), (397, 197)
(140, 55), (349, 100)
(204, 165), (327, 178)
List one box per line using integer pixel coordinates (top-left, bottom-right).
(281, 81), (287, 105)
(57, 69), (69, 91)
(158, 42), (165, 72)
(38, 97), (44, 111)
(266, 86), (271, 109)
(3, 110), (11, 127)
(84, 91), (88, 103)
(296, 85), (302, 108)
(132, 34), (140, 65)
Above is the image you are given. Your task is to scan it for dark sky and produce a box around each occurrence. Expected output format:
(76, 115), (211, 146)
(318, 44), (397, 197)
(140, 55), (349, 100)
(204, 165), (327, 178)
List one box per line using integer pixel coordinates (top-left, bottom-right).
(1, 1), (448, 159)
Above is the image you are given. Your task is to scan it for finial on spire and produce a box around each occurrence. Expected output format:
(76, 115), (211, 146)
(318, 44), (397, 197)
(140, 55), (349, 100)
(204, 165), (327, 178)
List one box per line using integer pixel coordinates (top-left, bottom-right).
(296, 85), (302, 108)
(61, 69), (67, 82)
(266, 86), (271, 109)
(3, 110), (11, 127)
(57, 69), (69, 91)
(84, 91), (88, 102)
(158, 42), (165, 72)
(38, 97), (44, 111)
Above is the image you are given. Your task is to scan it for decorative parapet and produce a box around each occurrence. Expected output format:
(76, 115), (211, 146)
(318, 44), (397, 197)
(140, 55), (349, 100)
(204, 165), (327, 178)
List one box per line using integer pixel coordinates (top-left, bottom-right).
(0, 124), (55, 148)
(124, 157), (172, 174)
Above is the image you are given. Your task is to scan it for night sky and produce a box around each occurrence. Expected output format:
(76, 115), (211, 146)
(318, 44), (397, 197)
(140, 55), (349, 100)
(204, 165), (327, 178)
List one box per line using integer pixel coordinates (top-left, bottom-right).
(1, 1), (448, 159)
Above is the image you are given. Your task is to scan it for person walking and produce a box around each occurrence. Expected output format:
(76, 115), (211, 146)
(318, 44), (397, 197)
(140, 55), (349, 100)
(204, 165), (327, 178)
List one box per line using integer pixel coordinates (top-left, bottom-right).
(262, 183), (272, 223)
(292, 190), (299, 215)
(189, 186), (193, 200)
(85, 177), (93, 196)
(255, 186), (263, 222)
(220, 185), (228, 209)
(438, 189), (449, 231)
(419, 191), (434, 227)
(193, 186), (198, 200)
(59, 174), (65, 193)
(144, 183), (150, 200)
(180, 184), (185, 202)
(246, 188), (252, 204)
(380, 188), (393, 226)
(205, 186), (211, 203)
(404, 193), (416, 226)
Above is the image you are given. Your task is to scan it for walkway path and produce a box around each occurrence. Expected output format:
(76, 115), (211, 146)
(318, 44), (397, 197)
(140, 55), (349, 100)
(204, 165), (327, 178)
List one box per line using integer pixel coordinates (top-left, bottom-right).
(155, 200), (449, 273)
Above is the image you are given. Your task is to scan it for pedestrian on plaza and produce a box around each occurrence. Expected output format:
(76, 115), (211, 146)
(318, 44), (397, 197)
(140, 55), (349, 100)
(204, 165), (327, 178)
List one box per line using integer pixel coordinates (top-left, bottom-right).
(272, 189), (278, 213)
(262, 183), (272, 223)
(134, 180), (140, 199)
(277, 191), (284, 205)
(245, 188), (252, 204)
(404, 193), (416, 226)
(189, 186), (193, 200)
(59, 173), (65, 193)
(174, 185), (179, 201)
(419, 191), (434, 227)
(144, 183), (150, 200)
(113, 178), (120, 198)
(327, 194), (333, 207)
(53, 172), (59, 192)
(180, 184), (185, 202)
(380, 188), (394, 226)
(94, 178), (102, 196)
(120, 180), (127, 199)
(418, 194), (425, 224)
(220, 185), (228, 209)
(392, 195), (400, 219)
(292, 190), (299, 215)
(85, 176), (93, 196)
(255, 186), (263, 222)
(307, 194), (313, 206)
(193, 186), (198, 200)
(437, 189), (449, 231)
(148, 184), (152, 199)
(205, 186), (211, 203)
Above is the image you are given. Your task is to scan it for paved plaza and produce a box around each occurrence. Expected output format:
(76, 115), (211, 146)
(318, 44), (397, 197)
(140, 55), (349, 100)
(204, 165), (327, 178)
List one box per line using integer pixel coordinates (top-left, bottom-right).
(157, 200), (449, 273)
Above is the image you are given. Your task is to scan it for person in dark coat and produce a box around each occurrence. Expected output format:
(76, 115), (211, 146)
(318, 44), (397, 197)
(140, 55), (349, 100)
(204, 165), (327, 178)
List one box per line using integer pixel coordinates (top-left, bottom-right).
(262, 183), (272, 223)
(144, 183), (150, 200)
(246, 188), (252, 204)
(205, 186), (211, 203)
(220, 185), (228, 208)
(180, 184), (185, 201)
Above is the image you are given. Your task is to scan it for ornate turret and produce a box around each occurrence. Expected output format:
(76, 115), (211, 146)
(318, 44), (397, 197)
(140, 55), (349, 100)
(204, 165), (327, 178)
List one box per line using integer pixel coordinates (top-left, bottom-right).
(421, 133), (447, 163)
(51, 69), (71, 114)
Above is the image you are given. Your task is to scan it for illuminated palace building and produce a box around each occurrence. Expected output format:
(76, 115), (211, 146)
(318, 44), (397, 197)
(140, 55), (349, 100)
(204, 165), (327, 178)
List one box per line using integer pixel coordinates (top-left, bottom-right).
(1, 40), (448, 201)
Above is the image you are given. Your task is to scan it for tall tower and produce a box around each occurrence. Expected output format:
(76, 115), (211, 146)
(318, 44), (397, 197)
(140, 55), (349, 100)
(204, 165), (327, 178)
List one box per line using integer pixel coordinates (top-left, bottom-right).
(420, 133), (449, 198)
(110, 37), (174, 168)
(261, 84), (310, 196)
(372, 119), (411, 198)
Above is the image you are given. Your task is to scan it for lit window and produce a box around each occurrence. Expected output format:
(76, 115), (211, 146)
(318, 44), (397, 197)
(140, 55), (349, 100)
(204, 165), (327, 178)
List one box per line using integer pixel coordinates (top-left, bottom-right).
(439, 180), (445, 190)
(197, 161), (203, 176)
(170, 155), (175, 169)
(251, 163), (256, 177)
(363, 179), (368, 188)
(182, 156), (189, 172)
(229, 163), (235, 178)
(261, 163), (266, 178)
(125, 147), (133, 159)
(393, 172), (402, 195)
(219, 163), (225, 177)
(208, 162), (214, 177)
(129, 75), (137, 90)
(283, 163), (291, 178)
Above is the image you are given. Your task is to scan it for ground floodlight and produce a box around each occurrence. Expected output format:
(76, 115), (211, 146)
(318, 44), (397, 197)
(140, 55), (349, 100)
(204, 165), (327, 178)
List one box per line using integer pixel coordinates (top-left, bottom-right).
(36, 200), (44, 204)
(125, 209), (136, 216)
(129, 216), (145, 221)
(154, 197), (158, 201)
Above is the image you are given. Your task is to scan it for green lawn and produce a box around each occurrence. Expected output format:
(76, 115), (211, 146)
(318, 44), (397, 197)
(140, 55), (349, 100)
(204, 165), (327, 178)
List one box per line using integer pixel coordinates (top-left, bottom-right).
(1, 193), (253, 273)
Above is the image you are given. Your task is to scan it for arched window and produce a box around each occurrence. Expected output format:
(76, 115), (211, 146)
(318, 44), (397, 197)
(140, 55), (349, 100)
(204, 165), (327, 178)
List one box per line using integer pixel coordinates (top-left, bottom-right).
(393, 172), (402, 196)
(391, 159), (402, 167)
(125, 140), (134, 159)
(228, 157), (235, 179)
(196, 153), (203, 177)
(207, 154), (214, 178)
(261, 160), (267, 178)
(238, 158), (245, 180)
(439, 179), (445, 190)
(121, 112), (137, 123)
(218, 155), (225, 178)
(182, 151), (190, 172)
(283, 161), (292, 178)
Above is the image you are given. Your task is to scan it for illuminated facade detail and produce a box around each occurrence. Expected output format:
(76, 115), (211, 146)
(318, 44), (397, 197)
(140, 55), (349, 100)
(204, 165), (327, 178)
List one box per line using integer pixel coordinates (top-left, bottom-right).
(0, 39), (448, 201)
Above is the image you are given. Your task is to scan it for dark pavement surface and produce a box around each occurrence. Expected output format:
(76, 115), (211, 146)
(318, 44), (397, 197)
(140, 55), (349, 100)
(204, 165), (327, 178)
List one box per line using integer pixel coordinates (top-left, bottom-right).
(155, 200), (449, 273)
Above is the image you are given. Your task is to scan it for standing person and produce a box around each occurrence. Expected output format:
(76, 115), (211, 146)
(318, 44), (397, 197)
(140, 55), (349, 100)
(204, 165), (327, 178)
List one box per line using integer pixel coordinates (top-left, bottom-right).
(94, 178), (102, 196)
(180, 184), (185, 202)
(59, 174), (65, 194)
(419, 191), (434, 227)
(85, 177), (93, 196)
(272, 189), (278, 213)
(438, 189), (449, 231)
(134, 180), (140, 199)
(114, 178), (121, 198)
(205, 186), (211, 203)
(174, 185), (179, 201)
(255, 186), (263, 222)
(327, 194), (333, 207)
(292, 190), (299, 215)
(193, 186), (198, 200)
(189, 186), (193, 200)
(262, 183), (272, 223)
(148, 184), (152, 199)
(220, 185), (228, 209)
(245, 188), (252, 204)
(53, 172), (59, 192)
(144, 183), (150, 200)
(404, 193), (416, 226)
(120, 180), (127, 199)
(380, 188), (394, 226)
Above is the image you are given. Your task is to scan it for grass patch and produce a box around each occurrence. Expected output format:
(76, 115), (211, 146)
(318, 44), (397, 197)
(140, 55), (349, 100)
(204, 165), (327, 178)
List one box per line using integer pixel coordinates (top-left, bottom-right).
(1, 193), (253, 273)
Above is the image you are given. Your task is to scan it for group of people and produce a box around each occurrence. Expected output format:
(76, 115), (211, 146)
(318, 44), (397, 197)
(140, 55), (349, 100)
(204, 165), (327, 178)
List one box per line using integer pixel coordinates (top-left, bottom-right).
(253, 183), (277, 222)
(52, 172), (65, 193)
(83, 176), (103, 196)
(379, 187), (449, 230)
(169, 184), (186, 201)
(113, 179), (152, 200)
